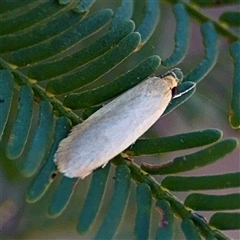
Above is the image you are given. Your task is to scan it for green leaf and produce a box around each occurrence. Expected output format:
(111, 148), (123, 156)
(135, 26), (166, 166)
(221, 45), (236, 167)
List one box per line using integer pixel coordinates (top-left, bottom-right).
(82, 106), (102, 120)
(6, 85), (34, 159)
(130, 129), (222, 156)
(0, 69), (14, 140)
(229, 41), (240, 129)
(0, 0), (35, 14)
(210, 212), (240, 230)
(181, 219), (201, 240)
(95, 165), (130, 239)
(0, 58), (9, 70)
(48, 177), (79, 218)
(0, 1), (65, 35)
(77, 163), (110, 234)
(110, 0), (133, 28)
(63, 55), (161, 109)
(28, 20), (135, 81)
(134, 183), (152, 240)
(74, 0), (96, 13)
(26, 117), (71, 203)
(46, 32), (141, 95)
(162, 3), (190, 67)
(155, 200), (174, 240)
(183, 21), (218, 83)
(190, 0), (240, 7)
(162, 172), (240, 191)
(137, 0), (160, 45)
(220, 11), (240, 26)
(21, 101), (54, 177)
(0, 10), (85, 53)
(9, 9), (113, 66)
(58, 0), (71, 5)
(185, 193), (240, 210)
(141, 138), (238, 175)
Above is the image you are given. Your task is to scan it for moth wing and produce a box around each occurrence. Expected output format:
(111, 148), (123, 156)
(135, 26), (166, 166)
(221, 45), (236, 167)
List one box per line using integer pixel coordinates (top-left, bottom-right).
(55, 77), (172, 178)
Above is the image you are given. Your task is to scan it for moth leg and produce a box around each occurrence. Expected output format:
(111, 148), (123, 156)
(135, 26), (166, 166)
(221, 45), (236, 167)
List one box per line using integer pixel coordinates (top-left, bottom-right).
(121, 151), (134, 163)
(102, 161), (109, 168)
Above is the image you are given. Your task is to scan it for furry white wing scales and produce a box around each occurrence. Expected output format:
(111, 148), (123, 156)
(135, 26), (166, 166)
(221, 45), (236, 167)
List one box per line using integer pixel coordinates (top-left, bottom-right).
(55, 77), (173, 178)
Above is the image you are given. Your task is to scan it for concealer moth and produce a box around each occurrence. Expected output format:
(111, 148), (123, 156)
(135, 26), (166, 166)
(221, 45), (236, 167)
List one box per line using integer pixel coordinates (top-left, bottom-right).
(55, 68), (184, 179)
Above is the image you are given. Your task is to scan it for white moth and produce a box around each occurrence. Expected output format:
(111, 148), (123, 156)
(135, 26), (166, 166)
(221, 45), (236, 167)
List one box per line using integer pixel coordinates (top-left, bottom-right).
(55, 68), (183, 179)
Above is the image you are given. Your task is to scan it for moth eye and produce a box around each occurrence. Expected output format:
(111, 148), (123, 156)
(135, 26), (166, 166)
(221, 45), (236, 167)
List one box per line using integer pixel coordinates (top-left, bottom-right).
(51, 173), (57, 179)
(172, 87), (178, 98)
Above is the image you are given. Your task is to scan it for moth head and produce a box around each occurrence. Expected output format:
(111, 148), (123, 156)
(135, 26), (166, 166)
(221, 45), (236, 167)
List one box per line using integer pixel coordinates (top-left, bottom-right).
(160, 68), (183, 89)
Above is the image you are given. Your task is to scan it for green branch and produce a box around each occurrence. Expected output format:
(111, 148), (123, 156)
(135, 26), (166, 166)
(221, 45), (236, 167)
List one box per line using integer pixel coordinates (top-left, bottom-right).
(3, 59), (81, 126)
(164, 0), (239, 42)
(112, 157), (229, 239)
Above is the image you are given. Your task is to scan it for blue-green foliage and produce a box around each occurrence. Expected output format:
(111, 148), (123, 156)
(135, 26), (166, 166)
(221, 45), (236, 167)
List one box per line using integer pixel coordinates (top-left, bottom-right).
(0, 0), (239, 239)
